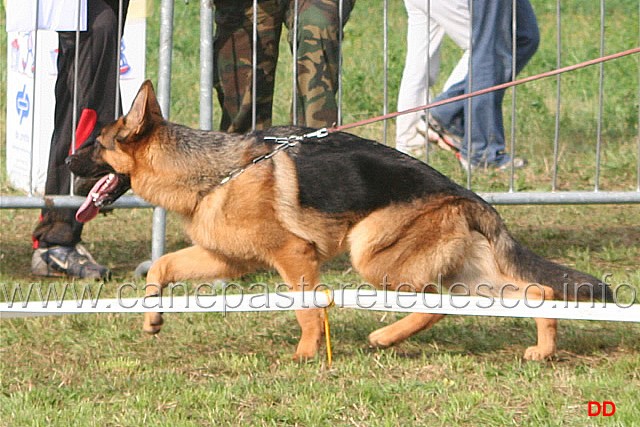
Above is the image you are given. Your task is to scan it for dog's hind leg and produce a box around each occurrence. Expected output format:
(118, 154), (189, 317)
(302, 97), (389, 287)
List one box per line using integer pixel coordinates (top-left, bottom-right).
(349, 202), (469, 349)
(143, 245), (252, 334)
(368, 313), (446, 348)
(526, 317), (558, 361)
(271, 236), (324, 361)
(448, 231), (559, 361)
(500, 284), (557, 361)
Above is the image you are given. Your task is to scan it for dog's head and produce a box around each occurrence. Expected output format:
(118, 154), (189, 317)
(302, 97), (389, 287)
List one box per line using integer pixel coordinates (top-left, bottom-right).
(68, 80), (163, 222)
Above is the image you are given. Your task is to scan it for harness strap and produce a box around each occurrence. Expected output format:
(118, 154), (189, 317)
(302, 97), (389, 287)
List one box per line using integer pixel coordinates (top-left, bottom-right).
(220, 128), (329, 185)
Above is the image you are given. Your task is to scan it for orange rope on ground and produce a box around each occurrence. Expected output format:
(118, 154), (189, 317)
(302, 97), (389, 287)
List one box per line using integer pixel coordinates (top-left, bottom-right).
(323, 289), (335, 368)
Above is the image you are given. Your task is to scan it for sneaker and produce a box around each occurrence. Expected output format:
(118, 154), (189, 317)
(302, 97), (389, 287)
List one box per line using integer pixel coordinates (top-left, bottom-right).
(31, 243), (111, 280)
(418, 114), (462, 153)
(456, 151), (527, 171)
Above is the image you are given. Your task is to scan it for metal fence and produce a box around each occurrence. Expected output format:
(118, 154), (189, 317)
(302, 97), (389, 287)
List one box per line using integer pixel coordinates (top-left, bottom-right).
(193, 0), (640, 204)
(2, 0), (639, 271)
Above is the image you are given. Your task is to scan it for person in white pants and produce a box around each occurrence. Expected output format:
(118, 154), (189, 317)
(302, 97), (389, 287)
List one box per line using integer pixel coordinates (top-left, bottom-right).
(395, 0), (470, 156)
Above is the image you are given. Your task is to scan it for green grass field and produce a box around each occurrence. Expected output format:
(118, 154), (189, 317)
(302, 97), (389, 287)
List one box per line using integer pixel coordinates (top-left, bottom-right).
(1, 1), (640, 426)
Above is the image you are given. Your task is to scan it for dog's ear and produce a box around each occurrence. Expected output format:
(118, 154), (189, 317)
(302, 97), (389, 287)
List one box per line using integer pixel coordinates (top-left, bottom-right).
(124, 80), (163, 139)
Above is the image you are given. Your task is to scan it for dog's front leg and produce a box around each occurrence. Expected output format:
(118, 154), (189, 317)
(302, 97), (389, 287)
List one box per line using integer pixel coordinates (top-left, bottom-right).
(293, 309), (325, 361)
(143, 245), (249, 334)
(272, 238), (324, 361)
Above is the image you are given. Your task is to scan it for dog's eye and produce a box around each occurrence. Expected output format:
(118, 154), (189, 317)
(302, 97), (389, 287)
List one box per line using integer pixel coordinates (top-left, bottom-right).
(115, 128), (130, 144)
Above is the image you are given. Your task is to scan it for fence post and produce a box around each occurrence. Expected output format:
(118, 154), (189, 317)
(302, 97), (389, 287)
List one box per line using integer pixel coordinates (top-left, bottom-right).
(150, 0), (176, 262)
(200, 0), (214, 131)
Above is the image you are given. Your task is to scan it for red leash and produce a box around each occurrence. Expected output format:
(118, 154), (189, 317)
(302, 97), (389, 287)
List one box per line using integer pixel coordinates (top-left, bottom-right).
(328, 47), (640, 134)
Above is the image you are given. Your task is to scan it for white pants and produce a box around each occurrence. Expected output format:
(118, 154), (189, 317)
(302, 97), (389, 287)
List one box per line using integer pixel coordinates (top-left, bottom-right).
(396, 0), (470, 151)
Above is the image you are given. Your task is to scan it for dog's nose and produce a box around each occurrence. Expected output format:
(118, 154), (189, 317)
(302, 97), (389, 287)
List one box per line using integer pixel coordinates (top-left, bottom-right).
(65, 155), (74, 165)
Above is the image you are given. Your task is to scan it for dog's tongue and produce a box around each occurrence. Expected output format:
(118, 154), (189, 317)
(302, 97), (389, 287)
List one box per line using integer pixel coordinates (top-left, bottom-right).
(76, 174), (119, 223)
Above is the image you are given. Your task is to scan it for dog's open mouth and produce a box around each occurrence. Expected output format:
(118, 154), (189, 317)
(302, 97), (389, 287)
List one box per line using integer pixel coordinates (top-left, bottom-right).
(76, 173), (121, 223)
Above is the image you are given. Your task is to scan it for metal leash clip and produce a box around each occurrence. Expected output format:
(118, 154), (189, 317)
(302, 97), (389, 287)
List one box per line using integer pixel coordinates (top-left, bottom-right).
(303, 128), (329, 139)
(264, 127), (329, 144)
(221, 128), (331, 185)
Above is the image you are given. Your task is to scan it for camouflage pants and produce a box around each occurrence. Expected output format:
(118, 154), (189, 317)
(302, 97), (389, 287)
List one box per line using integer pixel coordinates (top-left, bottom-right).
(213, 0), (355, 133)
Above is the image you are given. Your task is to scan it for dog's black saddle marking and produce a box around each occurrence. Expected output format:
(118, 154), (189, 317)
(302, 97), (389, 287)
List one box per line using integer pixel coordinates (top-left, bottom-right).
(285, 129), (474, 214)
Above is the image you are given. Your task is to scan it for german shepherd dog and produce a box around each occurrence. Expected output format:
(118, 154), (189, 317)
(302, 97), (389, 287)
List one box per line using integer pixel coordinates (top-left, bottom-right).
(68, 80), (612, 361)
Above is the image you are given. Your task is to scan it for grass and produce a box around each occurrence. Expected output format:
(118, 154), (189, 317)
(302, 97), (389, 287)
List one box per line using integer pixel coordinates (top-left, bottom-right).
(1, 1), (640, 426)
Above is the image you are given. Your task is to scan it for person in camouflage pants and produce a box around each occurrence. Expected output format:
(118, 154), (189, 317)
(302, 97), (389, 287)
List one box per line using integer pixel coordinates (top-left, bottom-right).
(213, 0), (355, 133)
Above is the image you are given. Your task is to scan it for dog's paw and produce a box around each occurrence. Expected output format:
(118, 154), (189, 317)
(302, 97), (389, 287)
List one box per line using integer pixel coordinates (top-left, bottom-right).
(523, 345), (555, 361)
(292, 351), (316, 362)
(293, 340), (320, 361)
(143, 313), (164, 334)
(368, 328), (393, 349)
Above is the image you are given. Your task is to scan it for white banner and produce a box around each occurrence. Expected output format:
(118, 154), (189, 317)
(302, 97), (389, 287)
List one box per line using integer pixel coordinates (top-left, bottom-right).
(1, 290), (638, 323)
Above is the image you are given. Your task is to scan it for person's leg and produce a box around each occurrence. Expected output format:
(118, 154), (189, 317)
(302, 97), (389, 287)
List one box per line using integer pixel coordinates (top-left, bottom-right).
(33, 32), (80, 249)
(425, 0), (470, 140)
(32, 0), (127, 278)
(395, 0), (443, 154)
(514, 0), (539, 75)
(286, 0), (354, 127)
(463, 1), (513, 165)
(433, 0), (537, 168)
(437, 0), (512, 166)
(435, 0), (471, 93)
(464, 0), (539, 166)
(213, 0), (283, 133)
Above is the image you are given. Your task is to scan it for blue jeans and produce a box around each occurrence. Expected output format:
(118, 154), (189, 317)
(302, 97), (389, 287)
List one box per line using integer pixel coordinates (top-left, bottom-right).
(430, 0), (539, 165)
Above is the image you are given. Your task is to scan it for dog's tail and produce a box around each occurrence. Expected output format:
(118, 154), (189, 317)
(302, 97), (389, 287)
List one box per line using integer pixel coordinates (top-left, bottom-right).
(463, 199), (613, 303)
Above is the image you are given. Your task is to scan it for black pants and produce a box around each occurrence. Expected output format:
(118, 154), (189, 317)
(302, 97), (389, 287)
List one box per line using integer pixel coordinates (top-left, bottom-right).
(33, 0), (129, 248)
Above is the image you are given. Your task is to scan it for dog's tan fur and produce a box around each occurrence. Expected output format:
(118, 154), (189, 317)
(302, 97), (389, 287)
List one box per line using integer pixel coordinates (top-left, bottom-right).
(79, 81), (611, 361)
